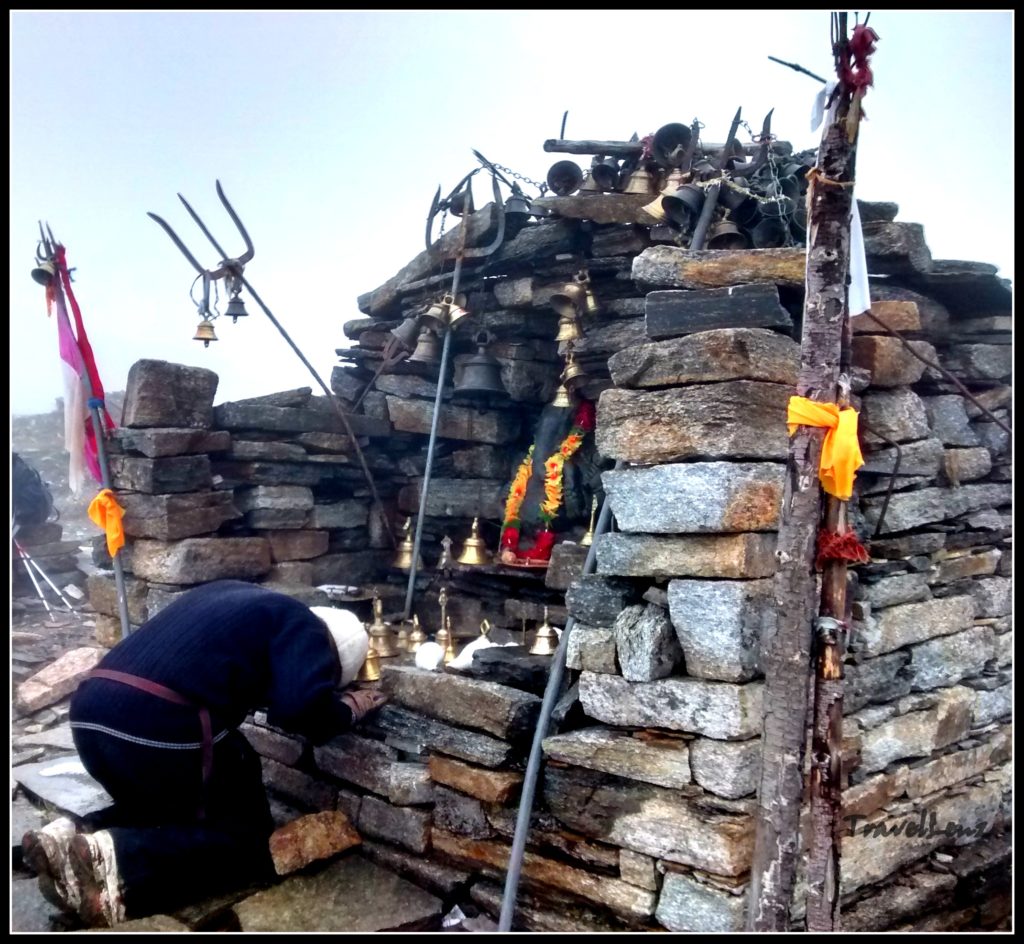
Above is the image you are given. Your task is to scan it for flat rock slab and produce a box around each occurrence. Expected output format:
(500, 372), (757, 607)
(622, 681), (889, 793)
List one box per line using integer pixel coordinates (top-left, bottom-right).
(16, 646), (104, 714)
(131, 537), (272, 584)
(596, 533), (777, 580)
(543, 726), (691, 788)
(232, 854), (442, 932)
(122, 360), (219, 429)
(632, 246), (805, 291)
(380, 664), (541, 741)
(13, 756), (114, 819)
(644, 285), (794, 339)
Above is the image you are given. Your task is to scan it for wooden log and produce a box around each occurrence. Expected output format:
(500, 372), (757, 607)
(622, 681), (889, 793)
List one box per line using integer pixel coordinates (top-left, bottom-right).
(543, 138), (793, 157)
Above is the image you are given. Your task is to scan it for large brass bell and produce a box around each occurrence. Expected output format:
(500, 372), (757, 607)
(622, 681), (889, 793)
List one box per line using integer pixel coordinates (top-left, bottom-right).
(193, 318), (218, 347)
(456, 517), (492, 566)
(549, 281), (586, 318)
(529, 606), (559, 656)
(706, 220), (749, 251)
(546, 160), (584, 196)
(408, 326), (441, 365)
(31, 260), (57, 286)
(621, 164), (658, 195)
(224, 293), (248, 322)
(454, 333), (505, 398)
(390, 315), (422, 351)
(590, 156), (620, 192)
(392, 517), (424, 571)
(652, 122), (694, 169)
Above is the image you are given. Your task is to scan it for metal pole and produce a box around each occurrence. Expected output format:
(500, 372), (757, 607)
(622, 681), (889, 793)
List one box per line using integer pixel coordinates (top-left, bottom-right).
(14, 541), (57, 622)
(689, 181), (721, 250)
(402, 256), (464, 620)
(498, 463), (621, 931)
(78, 371), (133, 639)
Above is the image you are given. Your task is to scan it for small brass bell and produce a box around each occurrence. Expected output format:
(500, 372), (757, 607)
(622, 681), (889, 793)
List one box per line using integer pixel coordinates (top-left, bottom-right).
(391, 315), (422, 351)
(435, 617), (456, 666)
(367, 593), (400, 658)
(456, 517), (491, 566)
(529, 606), (559, 656)
(578, 171), (601, 193)
(392, 517), (424, 571)
(407, 614), (428, 653)
(225, 293), (248, 322)
(580, 495), (598, 547)
(561, 351), (587, 391)
(394, 618), (412, 653)
(31, 260), (57, 286)
(357, 630), (381, 682)
(193, 318), (218, 347)
(555, 314), (582, 343)
(552, 382), (573, 409)
(408, 326), (441, 365)
(422, 294), (454, 329)
(454, 335), (505, 398)
(550, 281), (586, 319)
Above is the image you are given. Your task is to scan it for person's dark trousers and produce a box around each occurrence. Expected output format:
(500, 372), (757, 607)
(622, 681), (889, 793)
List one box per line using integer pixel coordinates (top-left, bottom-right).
(73, 726), (277, 918)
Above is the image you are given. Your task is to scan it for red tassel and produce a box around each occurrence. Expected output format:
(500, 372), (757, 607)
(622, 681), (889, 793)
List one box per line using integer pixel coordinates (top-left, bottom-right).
(519, 528), (556, 562)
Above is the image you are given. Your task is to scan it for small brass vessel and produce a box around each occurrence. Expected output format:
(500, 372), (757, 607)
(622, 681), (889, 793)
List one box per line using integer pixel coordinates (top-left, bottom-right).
(456, 517), (491, 566)
(580, 495), (598, 547)
(367, 593), (400, 658)
(529, 606), (559, 656)
(392, 517), (424, 571)
(407, 614), (428, 653)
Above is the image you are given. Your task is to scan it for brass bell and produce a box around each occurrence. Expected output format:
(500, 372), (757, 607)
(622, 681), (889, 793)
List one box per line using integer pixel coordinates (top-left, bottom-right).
(448, 303), (472, 329)
(529, 606), (559, 656)
(561, 351), (587, 391)
(641, 168), (690, 221)
(225, 293), (248, 322)
(193, 318), (218, 347)
(578, 171), (601, 193)
(31, 260), (57, 286)
(408, 326), (441, 365)
(621, 165), (657, 195)
(590, 156), (620, 192)
(662, 184), (705, 229)
(367, 593), (400, 658)
(392, 517), (424, 571)
(552, 382), (573, 408)
(421, 294), (454, 329)
(357, 639), (381, 682)
(652, 122), (694, 169)
(546, 160), (584, 196)
(435, 616), (457, 666)
(549, 281), (586, 319)
(555, 314), (582, 343)
(390, 315), (422, 351)
(448, 190), (472, 217)
(580, 495), (598, 547)
(407, 614), (428, 653)
(456, 517), (492, 566)
(394, 619), (412, 653)
(706, 220), (749, 251)
(455, 334), (505, 398)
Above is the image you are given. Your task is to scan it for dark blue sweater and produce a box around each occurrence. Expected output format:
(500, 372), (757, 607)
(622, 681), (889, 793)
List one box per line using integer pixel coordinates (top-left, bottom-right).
(71, 580), (353, 745)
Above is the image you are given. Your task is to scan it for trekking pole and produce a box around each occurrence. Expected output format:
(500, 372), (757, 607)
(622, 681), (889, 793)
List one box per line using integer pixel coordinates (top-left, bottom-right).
(14, 539), (79, 614)
(13, 537), (58, 622)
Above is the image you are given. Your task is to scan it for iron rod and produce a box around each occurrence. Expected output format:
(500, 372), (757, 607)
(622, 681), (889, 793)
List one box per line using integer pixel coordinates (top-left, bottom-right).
(402, 256), (463, 620)
(498, 462), (622, 931)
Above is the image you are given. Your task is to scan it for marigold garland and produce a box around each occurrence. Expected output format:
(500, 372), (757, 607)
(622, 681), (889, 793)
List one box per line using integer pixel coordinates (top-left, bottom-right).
(503, 445), (534, 529)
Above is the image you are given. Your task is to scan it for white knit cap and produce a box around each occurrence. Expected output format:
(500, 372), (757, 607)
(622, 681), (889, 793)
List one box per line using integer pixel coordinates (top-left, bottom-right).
(310, 606), (369, 687)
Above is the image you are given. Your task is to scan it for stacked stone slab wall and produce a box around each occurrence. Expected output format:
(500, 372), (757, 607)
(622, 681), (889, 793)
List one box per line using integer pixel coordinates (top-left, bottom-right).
(89, 201), (1010, 930)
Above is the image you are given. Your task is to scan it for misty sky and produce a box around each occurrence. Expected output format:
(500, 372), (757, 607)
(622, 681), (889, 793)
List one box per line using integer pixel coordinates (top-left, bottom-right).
(9, 10), (1014, 418)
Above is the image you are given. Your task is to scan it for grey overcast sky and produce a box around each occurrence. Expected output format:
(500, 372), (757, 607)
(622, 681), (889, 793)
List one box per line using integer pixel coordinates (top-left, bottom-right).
(9, 10), (1014, 417)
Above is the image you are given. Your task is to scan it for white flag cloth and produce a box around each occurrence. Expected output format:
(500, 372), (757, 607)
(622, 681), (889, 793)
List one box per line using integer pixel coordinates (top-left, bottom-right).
(809, 78), (871, 317)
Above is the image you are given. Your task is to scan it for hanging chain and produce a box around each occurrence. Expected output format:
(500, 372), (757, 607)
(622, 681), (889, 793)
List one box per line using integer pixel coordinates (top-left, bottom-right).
(490, 162), (548, 195)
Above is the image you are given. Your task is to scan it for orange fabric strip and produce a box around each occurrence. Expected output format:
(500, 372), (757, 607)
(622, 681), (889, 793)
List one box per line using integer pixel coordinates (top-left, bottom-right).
(787, 396), (864, 500)
(87, 488), (126, 557)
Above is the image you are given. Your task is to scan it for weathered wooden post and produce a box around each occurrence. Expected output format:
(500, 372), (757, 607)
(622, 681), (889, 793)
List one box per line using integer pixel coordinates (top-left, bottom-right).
(747, 12), (876, 931)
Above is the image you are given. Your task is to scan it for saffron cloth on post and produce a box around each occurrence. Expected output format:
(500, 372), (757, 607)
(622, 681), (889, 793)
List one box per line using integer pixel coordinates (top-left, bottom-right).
(88, 488), (126, 556)
(786, 396), (864, 500)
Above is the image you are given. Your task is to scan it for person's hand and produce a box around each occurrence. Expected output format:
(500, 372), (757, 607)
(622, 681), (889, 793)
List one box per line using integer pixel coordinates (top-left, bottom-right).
(340, 688), (388, 723)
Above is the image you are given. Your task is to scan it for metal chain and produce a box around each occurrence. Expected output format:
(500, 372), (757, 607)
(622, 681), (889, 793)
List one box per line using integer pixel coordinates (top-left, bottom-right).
(491, 162), (548, 195)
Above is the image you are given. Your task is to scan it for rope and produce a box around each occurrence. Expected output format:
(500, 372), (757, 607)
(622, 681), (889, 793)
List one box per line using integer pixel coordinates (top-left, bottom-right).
(816, 529), (871, 571)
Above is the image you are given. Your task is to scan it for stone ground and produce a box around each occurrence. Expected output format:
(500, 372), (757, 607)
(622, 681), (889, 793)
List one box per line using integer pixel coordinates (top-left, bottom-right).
(10, 573), (492, 933)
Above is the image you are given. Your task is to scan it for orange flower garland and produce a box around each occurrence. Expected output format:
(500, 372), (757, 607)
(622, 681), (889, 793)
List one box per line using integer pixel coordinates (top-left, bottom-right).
(503, 445), (534, 530)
